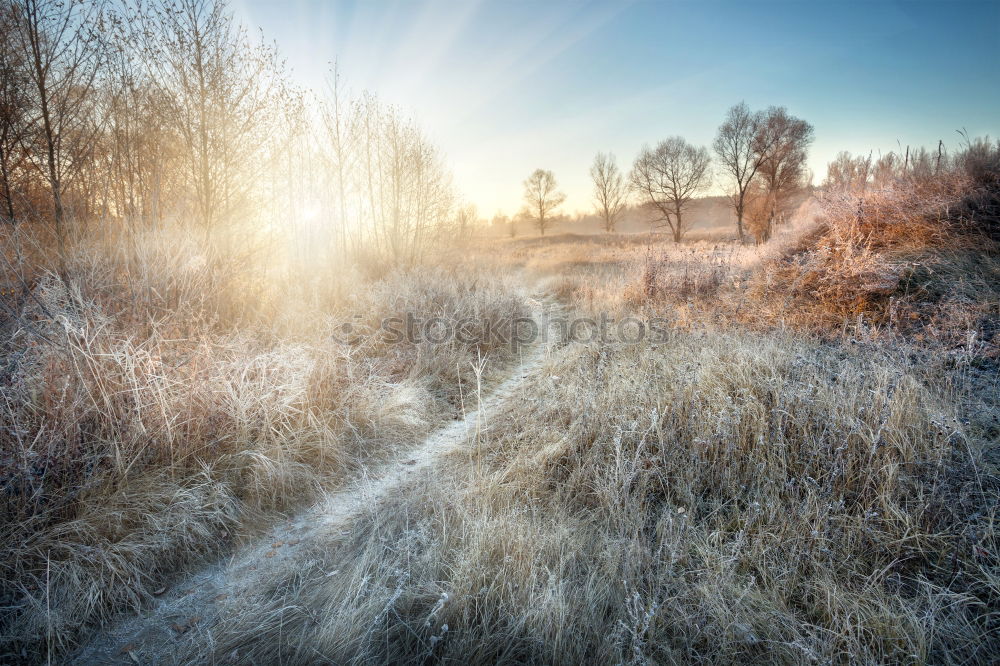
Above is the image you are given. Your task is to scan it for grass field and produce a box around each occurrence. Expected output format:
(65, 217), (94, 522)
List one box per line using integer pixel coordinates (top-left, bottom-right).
(3, 149), (1000, 664)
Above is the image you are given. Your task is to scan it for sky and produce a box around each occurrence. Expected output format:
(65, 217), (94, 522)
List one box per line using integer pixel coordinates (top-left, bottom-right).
(234, 0), (1000, 217)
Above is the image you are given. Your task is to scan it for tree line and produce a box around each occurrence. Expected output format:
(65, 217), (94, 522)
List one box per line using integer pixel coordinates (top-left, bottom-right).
(520, 103), (815, 244)
(8, 0), (940, 262)
(0, 0), (469, 284)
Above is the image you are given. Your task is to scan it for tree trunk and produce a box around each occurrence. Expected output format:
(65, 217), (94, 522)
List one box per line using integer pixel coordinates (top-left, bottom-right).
(37, 66), (70, 283)
(0, 143), (16, 226)
(735, 199), (745, 243)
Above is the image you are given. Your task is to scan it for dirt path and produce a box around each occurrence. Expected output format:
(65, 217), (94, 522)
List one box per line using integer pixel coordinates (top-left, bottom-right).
(71, 301), (554, 665)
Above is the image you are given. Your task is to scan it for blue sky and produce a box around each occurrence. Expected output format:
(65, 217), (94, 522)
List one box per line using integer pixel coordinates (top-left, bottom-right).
(235, 0), (1000, 216)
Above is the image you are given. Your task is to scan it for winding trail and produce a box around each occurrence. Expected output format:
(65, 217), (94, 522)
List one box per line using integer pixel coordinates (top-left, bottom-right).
(72, 301), (555, 665)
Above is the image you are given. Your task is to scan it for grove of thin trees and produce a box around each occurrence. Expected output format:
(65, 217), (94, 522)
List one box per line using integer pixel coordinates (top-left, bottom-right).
(0, 0), (462, 282)
(579, 106), (812, 244)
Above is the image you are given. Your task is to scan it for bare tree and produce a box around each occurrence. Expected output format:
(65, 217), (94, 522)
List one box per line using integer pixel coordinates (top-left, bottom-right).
(0, 2), (31, 227)
(268, 85), (330, 265)
(96, 3), (182, 230)
(142, 0), (281, 233)
(753, 107), (813, 242)
(317, 81), (457, 264)
(388, 111), (454, 263)
(590, 152), (627, 233)
(455, 202), (477, 238)
(11, 0), (107, 270)
(319, 63), (357, 255)
(713, 102), (774, 242)
(629, 137), (711, 243)
(522, 168), (565, 235)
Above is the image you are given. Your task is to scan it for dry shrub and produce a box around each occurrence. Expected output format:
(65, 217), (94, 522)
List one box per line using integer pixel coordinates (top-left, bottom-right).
(622, 244), (743, 311)
(751, 168), (1000, 344)
(65, 226), (269, 334)
(1, 301), (400, 657)
(170, 332), (998, 664)
(956, 136), (1000, 189)
(343, 264), (529, 379)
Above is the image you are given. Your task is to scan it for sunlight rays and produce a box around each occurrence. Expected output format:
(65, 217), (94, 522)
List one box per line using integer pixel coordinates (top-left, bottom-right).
(235, 0), (632, 215)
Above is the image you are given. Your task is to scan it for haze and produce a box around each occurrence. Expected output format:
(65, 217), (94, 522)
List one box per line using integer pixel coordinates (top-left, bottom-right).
(236, 0), (999, 215)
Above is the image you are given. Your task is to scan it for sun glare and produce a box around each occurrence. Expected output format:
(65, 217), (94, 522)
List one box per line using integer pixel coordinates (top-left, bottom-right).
(300, 202), (321, 223)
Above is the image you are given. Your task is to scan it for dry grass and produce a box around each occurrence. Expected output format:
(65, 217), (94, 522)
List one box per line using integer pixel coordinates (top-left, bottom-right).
(0, 225), (529, 660)
(154, 158), (1000, 665)
(470, 198), (821, 322)
(169, 331), (998, 664)
(4, 147), (999, 664)
(747, 167), (1000, 344)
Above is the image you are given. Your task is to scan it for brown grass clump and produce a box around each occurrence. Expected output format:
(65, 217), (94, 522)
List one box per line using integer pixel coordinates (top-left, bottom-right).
(168, 332), (998, 664)
(751, 158), (1000, 345)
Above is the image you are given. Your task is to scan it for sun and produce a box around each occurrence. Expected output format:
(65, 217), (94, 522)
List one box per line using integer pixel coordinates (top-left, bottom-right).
(301, 202), (321, 222)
